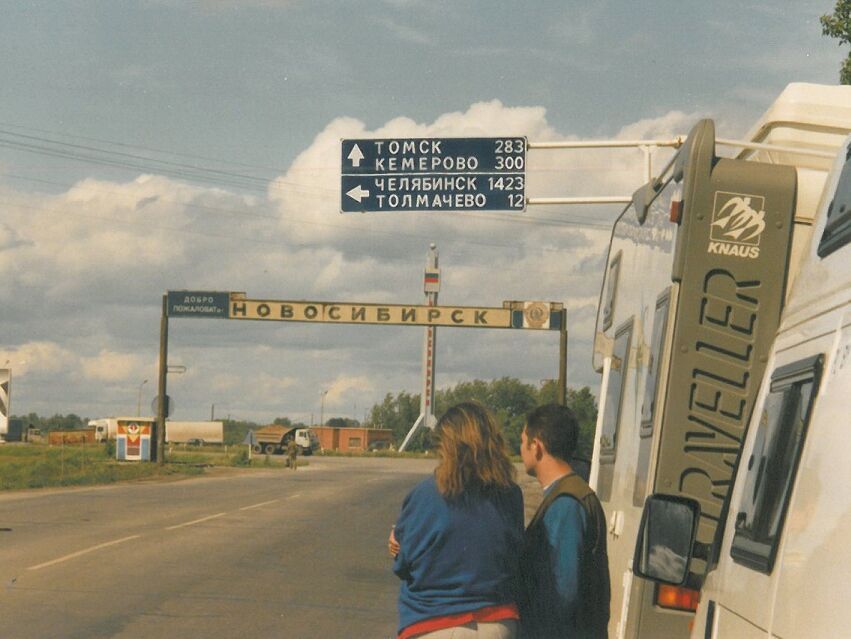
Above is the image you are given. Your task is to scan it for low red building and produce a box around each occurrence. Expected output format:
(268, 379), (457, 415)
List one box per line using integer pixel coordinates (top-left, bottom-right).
(311, 426), (393, 452)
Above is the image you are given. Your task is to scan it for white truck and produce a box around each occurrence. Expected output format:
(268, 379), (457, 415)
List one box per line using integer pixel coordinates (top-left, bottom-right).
(90, 418), (223, 445)
(252, 425), (319, 456)
(90, 417), (156, 443)
(634, 130), (851, 637)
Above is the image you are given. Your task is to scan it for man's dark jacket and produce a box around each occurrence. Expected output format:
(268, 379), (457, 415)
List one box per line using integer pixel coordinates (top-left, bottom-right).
(519, 472), (611, 639)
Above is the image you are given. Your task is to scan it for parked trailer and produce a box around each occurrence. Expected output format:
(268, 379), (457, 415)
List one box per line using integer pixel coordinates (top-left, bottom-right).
(4, 418), (24, 442)
(90, 417), (156, 443)
(165, 420), (223, 444)
(90, 418), (223, 445)
(589, 83), (851, 638)
(252, 425), (319, 456)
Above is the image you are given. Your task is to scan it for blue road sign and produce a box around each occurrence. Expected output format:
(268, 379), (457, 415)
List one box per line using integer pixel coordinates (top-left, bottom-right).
(167, 290), (230, 318)
(341, 137), (526, 213)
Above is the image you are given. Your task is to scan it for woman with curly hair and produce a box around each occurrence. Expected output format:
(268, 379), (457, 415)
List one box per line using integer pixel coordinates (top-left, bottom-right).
(389, 402), (523, 639)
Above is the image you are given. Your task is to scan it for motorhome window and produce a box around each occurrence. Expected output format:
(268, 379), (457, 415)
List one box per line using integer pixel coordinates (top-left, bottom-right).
(817, 144), (851, 258)
(597, 319), (633, 502)
(640, 289), (671, 435)
(730, 355), (822, 573)
(601, 251), (622, 332)
(633, 290), (671, 507)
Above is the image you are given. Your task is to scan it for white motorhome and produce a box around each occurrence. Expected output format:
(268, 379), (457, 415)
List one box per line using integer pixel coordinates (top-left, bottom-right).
(590, 84), (851, 637)
(634, 130), (851, 637)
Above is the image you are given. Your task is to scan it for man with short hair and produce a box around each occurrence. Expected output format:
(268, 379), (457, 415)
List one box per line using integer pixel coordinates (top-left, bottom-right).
(286, 438), (298, 470)
(518, 403), (610, 639)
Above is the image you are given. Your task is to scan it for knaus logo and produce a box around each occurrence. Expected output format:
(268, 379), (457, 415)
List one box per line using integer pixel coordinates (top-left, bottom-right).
(707, 191), (766, 259)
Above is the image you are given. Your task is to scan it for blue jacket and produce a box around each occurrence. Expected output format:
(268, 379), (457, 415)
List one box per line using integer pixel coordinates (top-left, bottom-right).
(393, 476), (524, 633)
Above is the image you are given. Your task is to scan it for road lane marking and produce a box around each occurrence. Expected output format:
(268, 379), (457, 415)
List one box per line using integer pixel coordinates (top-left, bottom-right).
(286, 493), (302, 500)
(239, 499), (280, 511)
(27, 535), (141, 571)
(165, 512), (227, 530)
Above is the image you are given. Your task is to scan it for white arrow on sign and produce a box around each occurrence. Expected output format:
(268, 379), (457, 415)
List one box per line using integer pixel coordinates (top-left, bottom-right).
(346, 185), (370, 202)
(347, 144), (364, 167)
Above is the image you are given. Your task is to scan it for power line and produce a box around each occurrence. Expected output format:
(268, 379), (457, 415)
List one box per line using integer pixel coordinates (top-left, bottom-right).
(0, 193), (610, 265)
(0, 125), (643, 200)
(0, 118), (656, 175)
(0, 134), (274, 193)
(0, 119), (292, 175)
(0, 122), (618, 239)
(0, 128), (338, 196)
(0, 171), (613, 231)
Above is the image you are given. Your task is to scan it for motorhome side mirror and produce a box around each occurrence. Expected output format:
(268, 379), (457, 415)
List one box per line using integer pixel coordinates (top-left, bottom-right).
(631, 182), (654, 224)
(633, 494), (701, 586)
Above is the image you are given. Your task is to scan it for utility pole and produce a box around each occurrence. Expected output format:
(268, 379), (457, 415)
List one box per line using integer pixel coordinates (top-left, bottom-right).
(558, 308), (568, 406)
(319, 390), (328, 427)
(137, 379), (148, 417)
(156, 295), (169, 465)
(400, 243), (439, 451)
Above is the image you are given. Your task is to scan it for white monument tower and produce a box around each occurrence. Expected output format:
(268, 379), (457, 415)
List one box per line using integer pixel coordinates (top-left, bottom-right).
(399, 243), (439, 451)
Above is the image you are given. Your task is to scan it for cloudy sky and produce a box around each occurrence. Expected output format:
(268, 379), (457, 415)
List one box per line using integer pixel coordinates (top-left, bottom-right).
(0, 1), (843, 424)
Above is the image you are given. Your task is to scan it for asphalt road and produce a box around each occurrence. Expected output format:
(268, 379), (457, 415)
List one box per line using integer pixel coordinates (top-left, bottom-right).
(0, 456), (439, 639)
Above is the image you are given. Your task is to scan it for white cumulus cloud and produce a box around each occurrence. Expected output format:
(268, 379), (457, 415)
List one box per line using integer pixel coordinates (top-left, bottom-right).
(1, 103), (699, 421)
(0, 341), (77, 376)
(80, 350), (151, 382)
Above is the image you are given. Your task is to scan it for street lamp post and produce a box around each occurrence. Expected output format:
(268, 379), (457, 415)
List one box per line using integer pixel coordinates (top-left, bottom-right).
(319, 390), (328, 427)
(137, 379), (148, 416)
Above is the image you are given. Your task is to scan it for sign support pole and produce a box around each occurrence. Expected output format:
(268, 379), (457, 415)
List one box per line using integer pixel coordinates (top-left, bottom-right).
(422, 244), (438, 430)
(558, 309), (568, 406)
(164, 287), (566, 454)
(156, 294), (169, 464)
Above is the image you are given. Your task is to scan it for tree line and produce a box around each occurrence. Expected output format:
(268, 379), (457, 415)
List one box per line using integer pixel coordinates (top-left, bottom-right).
(367, 378), (597, 456)
(12, 378), (597, 455)
(10, 413), (88, 432)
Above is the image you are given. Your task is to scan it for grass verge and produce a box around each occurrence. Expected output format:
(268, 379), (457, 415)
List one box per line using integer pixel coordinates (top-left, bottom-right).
(0, 443), (279, 490)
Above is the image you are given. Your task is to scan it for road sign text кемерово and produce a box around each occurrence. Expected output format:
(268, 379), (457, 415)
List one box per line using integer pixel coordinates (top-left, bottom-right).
(341, 137), (526, 213)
